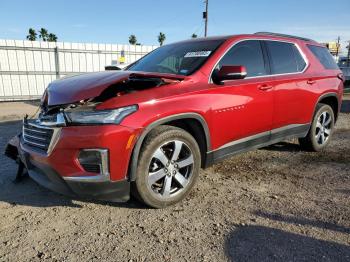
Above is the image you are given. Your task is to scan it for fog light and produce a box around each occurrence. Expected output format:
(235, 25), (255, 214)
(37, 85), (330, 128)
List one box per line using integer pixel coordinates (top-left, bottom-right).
(78, 149), (109, 176)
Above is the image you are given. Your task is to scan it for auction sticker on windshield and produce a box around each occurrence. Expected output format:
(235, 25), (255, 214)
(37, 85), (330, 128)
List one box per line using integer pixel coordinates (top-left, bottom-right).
(184, 51), (212, 58)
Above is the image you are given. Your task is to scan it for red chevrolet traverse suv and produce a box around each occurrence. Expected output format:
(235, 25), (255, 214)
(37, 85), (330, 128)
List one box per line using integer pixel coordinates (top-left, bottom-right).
(5, 32), (344, 208)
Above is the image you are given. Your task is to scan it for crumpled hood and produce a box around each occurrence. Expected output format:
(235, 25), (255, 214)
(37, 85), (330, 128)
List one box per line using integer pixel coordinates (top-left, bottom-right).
(46, 71), (186, 106)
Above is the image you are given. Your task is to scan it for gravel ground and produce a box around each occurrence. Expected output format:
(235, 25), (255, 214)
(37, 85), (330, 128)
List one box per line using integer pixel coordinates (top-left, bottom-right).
(0, 101), (39, 121)
(0, 98), (349, 262)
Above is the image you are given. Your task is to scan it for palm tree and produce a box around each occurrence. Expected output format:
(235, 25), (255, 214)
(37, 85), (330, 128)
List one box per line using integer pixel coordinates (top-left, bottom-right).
(191, 33), (198, 38)
(47, 33), (58, 42)
(158, 32), (166, 46)
(129, 35), (137, 45)
(38, 28), (49, 41)
(26, 28), (37, 41)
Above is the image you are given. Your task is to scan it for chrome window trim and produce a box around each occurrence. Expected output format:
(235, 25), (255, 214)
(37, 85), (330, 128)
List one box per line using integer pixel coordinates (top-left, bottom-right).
(208, 38), (309, 83)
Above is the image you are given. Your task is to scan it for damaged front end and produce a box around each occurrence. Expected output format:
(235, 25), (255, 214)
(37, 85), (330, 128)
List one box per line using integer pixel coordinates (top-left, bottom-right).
(45, 70), (184, 106)
(4, 109), (134, 200)
(35, 72), (183, 126)
(4, 71), (183, 161)
(3, 71), (184, 201)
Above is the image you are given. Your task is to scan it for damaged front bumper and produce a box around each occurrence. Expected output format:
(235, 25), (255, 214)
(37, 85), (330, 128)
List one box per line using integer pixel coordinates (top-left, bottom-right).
(4, 130), (132, 203)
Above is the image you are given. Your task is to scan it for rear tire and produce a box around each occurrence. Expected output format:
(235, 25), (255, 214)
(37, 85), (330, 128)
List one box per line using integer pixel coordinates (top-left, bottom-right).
(132, 125), (201, 208)
(299, 103), (335, 151)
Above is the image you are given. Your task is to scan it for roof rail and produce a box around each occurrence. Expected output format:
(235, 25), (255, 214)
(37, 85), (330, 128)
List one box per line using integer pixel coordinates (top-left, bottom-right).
(254, 32), (315, 42)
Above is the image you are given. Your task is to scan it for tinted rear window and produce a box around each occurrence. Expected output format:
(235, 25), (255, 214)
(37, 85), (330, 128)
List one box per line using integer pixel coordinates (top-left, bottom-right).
(307, 45), (339, 70)
(265, 41), (306, 74)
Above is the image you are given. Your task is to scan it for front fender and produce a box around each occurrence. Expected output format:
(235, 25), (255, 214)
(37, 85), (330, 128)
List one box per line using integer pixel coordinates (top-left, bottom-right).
(127, 113), (211, 181)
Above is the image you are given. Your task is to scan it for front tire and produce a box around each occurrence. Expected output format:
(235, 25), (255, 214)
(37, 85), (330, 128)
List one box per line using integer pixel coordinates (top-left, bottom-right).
(299, 103), (335, 151)
(132, 125), (201, 208)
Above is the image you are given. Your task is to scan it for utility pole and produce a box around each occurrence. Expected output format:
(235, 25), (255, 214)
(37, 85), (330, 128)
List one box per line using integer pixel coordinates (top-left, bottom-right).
(347, 41), (350, 67)
(203, 0), (208, 37)
(335, 36), (340, 59)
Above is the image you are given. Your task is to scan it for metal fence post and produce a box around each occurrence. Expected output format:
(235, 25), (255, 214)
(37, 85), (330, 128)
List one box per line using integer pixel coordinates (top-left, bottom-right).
(54, 47), (60, 79)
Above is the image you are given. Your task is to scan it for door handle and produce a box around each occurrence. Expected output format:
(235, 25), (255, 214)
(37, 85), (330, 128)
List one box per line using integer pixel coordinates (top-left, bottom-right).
(258, 84), (273, 91)
(307, 79), (316, 85)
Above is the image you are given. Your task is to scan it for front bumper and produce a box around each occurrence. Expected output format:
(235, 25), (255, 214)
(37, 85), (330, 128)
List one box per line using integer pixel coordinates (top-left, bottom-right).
(5, 121), (141, 202)
(25, 157), (130, 202)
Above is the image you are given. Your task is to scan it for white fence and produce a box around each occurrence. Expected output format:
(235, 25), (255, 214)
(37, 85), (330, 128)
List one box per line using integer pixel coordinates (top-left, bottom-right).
(0, 39), (157, 101)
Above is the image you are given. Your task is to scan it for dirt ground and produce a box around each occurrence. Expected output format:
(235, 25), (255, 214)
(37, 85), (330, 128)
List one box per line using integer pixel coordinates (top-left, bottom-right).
(0, 97), (349, 262)
(0, 101), (39, 121)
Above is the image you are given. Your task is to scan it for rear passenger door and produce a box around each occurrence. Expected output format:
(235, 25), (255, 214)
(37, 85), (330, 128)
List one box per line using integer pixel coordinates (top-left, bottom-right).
(264, 40), (310, 129)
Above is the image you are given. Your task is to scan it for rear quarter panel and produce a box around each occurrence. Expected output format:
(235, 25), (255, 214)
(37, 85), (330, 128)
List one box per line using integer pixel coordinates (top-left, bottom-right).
(300, 42), (343, 120)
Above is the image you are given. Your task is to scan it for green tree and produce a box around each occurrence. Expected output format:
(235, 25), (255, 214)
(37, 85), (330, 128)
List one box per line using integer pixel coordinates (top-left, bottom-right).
(158, 32), (166, 46)
(191, 33), (198, 38)
(38, 28), (49, 41)
(129, 34), (137, 45)
(26, 28), (37, 41)
(47, 33), (58, 42)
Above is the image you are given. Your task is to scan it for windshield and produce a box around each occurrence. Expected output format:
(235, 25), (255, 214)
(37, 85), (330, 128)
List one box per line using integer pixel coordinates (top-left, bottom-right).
(127, 39), (225, 76)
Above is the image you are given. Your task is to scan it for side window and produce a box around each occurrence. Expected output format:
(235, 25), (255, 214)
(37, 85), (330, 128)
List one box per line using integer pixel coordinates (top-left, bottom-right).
(307, 45), (339, 70)
(217, 40), (267, 77)
(292, 45), (307, 71)
(266, 41), (305, 74)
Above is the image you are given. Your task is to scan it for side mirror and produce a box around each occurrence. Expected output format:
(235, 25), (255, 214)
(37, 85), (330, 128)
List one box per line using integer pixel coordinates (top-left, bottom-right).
(212, 65), (247, 84)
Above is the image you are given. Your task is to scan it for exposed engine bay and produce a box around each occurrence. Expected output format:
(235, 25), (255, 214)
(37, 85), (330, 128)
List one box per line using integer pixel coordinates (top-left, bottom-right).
(40, 74), (181, 118)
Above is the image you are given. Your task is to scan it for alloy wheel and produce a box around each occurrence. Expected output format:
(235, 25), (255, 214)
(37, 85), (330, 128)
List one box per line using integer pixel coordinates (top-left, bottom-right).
(315, 111), (332, 145)
(147, 140), (194, 198)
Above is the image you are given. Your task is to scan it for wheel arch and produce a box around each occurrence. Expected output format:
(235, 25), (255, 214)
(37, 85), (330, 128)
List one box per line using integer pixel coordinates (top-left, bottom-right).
(128, 113), (211, 181)
(316, 93), (340, 122)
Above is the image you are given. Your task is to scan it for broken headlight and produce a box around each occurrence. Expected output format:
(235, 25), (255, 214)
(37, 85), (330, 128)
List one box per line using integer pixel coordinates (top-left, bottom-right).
(65, 105), (138, 125)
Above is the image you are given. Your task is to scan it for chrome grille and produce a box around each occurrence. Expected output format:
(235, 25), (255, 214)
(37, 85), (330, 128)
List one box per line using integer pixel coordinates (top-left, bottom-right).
(22, 120), (54, 153)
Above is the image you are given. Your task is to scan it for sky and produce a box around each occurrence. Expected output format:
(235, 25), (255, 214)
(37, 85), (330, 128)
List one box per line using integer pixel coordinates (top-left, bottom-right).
(0, 0), (349, 53)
